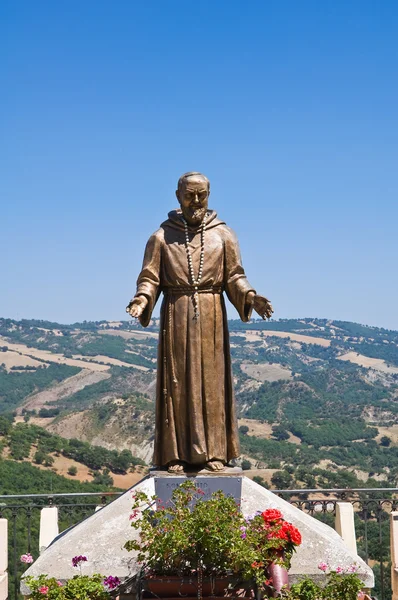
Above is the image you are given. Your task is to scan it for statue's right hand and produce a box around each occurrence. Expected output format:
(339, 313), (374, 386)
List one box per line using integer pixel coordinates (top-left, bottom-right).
(126, 295), (148, 319)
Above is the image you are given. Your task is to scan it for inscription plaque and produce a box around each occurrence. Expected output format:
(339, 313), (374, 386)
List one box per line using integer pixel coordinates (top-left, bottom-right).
(154, 476), (242, 509)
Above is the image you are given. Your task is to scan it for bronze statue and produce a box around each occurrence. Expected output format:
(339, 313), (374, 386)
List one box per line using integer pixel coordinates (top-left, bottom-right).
(126, 172), (273, 473)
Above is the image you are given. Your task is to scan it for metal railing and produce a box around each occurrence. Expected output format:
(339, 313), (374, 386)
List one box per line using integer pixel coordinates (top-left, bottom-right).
(274, 487), (398, 600)
(0, 492), (122, 600)
(0, 487), (397, 600)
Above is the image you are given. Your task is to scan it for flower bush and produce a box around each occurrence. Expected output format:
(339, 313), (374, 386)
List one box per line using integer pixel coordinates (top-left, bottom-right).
(124, 480), (302, 591)
(21, 553), (34, 564)
(22, 555), (121, 600)
(245, 508), (302, 570)
(282, 563), (368, 600)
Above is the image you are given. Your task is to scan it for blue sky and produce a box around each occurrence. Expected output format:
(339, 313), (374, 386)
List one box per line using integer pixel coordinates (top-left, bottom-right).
(1, 1), (397, 329)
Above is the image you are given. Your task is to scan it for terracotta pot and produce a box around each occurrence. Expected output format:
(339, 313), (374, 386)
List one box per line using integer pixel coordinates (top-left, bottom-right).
(142, 575), (254, 598)
(266, 562), (289, 598)
(143, 576), (196, 597)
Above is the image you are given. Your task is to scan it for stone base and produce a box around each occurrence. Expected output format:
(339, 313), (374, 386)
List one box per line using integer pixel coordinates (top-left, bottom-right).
(150, 466), (242, 476)
(21, 475), (374, 594)
(0, 573), (8, 600)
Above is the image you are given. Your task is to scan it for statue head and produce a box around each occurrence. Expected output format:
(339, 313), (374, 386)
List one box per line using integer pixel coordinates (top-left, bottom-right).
(176, 172), (210, 226)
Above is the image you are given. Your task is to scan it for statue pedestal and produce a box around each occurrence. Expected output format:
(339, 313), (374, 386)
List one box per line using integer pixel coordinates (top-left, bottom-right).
(150, 467), (244, 506)
(150, 465), (243, 476)
(153, 475), (242, 507)
(21, 475), (374, 595)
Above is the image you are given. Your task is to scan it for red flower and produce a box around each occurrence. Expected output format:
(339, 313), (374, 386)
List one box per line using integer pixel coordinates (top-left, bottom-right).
(289, 525), (302, 545)
(261, 509), (282, 522)
(251, 561), (264, 569)
(273, 528), (288, 541)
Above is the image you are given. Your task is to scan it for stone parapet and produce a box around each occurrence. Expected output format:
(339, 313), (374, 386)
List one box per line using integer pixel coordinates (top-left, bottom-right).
(21, 476), (374, 594)
(0, 573), (8, 600)
(391, 511), (398, 600)
(335, 501), (358, 554)
(0, 519), (7, 600)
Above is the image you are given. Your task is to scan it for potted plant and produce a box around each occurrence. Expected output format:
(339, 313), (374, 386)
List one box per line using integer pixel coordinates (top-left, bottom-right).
(124, 480), (302, 598)
(283, 563), (372, 600)
(242, 508), (302, 597)
(22, 555), (121, 600)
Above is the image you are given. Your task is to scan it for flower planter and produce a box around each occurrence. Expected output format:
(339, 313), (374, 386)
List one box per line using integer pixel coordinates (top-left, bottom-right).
(127, 485), (302, 600)
(140, 575), (255, 598)
(265, 561), (289, 598)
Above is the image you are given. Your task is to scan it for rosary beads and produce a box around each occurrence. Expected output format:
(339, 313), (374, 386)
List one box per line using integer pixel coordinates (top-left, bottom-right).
(181, 214), (207, 320)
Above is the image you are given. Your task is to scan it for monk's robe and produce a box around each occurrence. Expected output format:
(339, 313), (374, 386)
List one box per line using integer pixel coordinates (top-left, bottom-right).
(134, 209), (256, 467)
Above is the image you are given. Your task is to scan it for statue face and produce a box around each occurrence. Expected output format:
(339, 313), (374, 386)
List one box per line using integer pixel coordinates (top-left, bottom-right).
(176, 176), (209, 226)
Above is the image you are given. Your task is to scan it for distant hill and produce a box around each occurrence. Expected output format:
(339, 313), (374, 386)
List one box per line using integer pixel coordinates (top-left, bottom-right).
(1, 316), (397, 492)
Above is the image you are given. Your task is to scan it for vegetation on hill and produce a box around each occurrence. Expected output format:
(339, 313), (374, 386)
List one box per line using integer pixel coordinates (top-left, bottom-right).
(1, 421), (145, 475)
(0, 457), (119, 495)
(1, 316), (397, 600)
(0, 458), (122, 600)
(1, 316), (398, 491)
(0, 318), (157, 368)
(52, 366), (154, 411)
(0, 363), (80, 414)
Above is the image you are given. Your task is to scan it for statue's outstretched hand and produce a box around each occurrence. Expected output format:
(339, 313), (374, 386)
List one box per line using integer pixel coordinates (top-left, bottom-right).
(126, 295), (148, 319)
(247, 292), (274, 320)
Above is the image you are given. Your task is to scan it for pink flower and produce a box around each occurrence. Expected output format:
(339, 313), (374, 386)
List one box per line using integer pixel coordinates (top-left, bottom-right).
(347, 564), (358, 573)
(57, 581), (63, 586)
(318, 562), (328, 572)
(38, 586), (49, 595)
(336, 566), (344, 574)
(129, 509), (139, 520)
(20, 553), (34, 564)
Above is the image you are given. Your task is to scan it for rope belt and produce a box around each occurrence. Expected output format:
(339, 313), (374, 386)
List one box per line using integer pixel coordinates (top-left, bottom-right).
(164, 285), (223, 296)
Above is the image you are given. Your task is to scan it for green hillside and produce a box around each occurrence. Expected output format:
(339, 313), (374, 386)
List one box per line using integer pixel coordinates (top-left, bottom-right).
(1, 316), (398, 491)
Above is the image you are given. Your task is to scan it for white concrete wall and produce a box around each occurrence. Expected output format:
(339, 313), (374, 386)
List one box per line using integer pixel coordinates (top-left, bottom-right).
(391, 511), (398, 600)
(335, 501), (358, 554)
(39, 507), (59, 555)
(0, 519), (8, 600)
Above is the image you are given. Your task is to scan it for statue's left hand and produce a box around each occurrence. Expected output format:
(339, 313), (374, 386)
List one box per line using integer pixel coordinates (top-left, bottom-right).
(247, 292), (274, 320)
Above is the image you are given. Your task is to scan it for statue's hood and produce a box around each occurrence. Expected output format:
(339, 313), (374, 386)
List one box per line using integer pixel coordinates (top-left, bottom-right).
(162, 209), (225, 232)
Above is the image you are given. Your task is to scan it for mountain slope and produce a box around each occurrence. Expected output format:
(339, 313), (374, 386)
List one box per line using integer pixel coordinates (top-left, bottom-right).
(1, 316), (397, 489)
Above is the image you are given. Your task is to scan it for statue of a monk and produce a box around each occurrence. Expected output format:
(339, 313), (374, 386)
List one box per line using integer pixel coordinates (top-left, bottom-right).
(126, 172), (273, 473)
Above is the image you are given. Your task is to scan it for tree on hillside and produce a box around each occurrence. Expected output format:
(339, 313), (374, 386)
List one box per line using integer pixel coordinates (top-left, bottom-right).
(43, 455), (54, 467)
(380, 436), (391, 447)
(271, 470), (293, 489)
(33, 450), (46, 465)
(34, 451), (54, 467)
(253, 476), (269, 489)
(271, 425), (289, 441)
(91, 469), (114, 486)
(108, 449), (134, 473)
(0, 416), (11, 435)
(241, 459), (252, 470)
